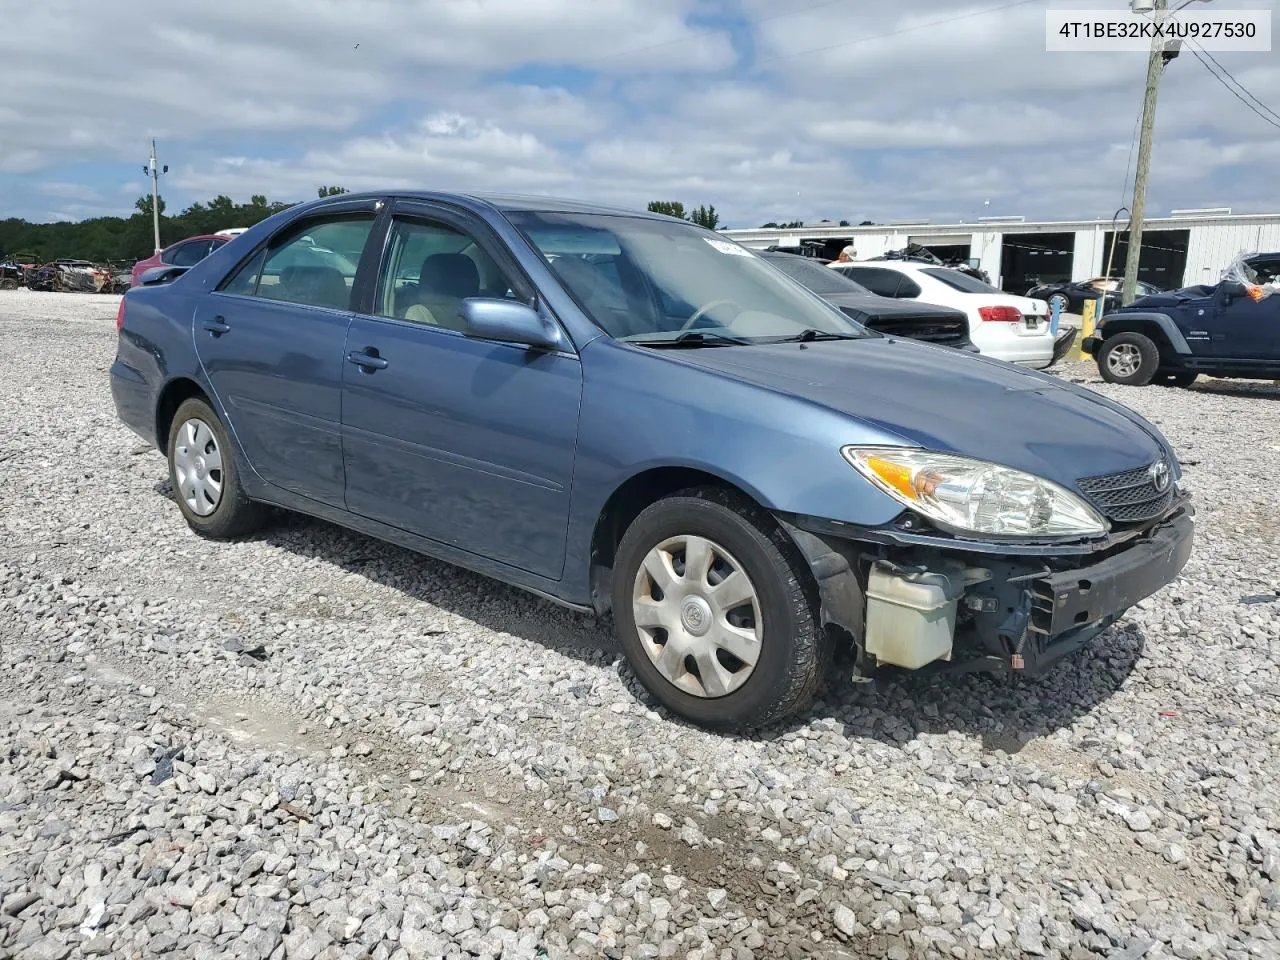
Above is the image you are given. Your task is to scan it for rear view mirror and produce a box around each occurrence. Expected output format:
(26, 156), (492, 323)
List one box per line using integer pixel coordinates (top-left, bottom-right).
(459, 298), (566, 352)
(138, 265), (190, 286)
(1217, 280), (1248, 304)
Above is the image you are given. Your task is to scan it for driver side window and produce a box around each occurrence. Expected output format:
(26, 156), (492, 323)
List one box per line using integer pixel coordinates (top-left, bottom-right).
(377, 218), (528, 330)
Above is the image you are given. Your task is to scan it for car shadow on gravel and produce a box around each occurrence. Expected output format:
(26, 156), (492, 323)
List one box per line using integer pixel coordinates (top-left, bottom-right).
(782, 623), (1146, 753)
(154, 478), (1146, 749)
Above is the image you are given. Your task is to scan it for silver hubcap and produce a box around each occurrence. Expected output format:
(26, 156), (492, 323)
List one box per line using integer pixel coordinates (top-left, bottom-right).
(1050, 295), (1067, 311)
(1106, 343), (1142, 378)
(632, 535), (763, 699)
(172, 417), (223, 516)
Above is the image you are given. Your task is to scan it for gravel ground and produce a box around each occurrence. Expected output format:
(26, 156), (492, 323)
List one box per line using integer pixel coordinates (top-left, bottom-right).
(1, 289), (1277, 960)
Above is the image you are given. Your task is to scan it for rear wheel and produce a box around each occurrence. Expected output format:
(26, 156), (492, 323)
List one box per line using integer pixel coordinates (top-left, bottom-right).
(612, 487), (831, 732)
(1097, 332), (1160, 386)
(167, 397), (269, 539)
(1156, 372), (1198, 388)
(1047, 292), (1070, 314)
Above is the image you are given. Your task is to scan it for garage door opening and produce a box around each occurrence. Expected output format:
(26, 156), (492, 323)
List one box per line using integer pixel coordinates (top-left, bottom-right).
(1000, 232), (1076, 295)
(1102, 228), (1189, 291)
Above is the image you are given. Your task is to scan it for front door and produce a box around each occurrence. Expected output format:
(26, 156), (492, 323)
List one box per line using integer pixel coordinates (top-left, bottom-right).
(194, 206), (379, 507)
(341, 205), (583, 579)
(1216, 285), (1280, 360)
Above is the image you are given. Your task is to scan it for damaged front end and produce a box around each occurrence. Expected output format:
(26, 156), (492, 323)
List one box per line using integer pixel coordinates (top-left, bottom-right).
(778, 496), (1194, 680)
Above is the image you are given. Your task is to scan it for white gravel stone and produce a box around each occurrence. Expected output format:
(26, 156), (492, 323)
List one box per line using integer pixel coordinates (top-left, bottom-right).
(1, 293), (1278, 960)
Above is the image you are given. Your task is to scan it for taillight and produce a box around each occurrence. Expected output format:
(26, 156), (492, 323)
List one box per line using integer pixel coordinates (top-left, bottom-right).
(115, 299), (126, 331)
(977, 305), (1021, 323)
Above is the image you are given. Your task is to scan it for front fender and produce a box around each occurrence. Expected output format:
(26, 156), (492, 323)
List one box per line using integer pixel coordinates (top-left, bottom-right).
(560, 339), (907, 602)
(1100, 311), (1191, 354)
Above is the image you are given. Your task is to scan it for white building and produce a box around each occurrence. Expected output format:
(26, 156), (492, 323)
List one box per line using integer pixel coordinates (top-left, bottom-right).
(722, 210), (1280, 293)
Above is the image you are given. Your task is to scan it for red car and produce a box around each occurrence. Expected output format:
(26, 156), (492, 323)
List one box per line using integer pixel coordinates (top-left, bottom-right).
(130, 233), (237, 287)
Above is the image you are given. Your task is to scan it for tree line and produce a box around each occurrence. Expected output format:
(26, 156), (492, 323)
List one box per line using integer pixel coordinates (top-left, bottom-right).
(3, 185), (876, 265)
(0, 187), (351, 264)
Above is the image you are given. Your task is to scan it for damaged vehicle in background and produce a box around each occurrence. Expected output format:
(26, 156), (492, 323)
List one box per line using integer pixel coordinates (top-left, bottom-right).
(1084, 251), (1280, 386)
(757, 250), (977, 351)
(110, 191), (1195, 731)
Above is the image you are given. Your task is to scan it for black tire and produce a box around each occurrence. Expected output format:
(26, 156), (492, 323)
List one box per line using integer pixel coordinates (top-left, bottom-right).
(1047, 292), (1070, 315)
(1156, 372), (1198, 388)
(611, 487), (831, 732)
(166, 397), (268, 540)
(1096, 331), (1160, 386)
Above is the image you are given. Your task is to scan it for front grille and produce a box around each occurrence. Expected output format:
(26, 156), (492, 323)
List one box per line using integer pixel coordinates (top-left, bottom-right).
(1077, 463), (1174, 523)
(862, 312), (969, 346)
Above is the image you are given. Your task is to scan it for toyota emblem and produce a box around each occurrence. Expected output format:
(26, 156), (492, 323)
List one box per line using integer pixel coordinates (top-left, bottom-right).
(1149, 459), (1171, 493)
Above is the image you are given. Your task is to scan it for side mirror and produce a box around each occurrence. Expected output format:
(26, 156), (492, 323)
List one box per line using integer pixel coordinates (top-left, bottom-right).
(138, 265), (189, 286)
(459, 298), (566, 352)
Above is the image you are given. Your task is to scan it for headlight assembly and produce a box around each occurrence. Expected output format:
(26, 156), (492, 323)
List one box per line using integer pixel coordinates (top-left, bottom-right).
(842, 446), (1109, 539)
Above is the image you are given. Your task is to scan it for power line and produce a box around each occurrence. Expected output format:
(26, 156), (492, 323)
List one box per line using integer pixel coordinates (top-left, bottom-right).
(1186, 43), (1280, 128)
(753, 0), (1044, 68)
(1118, 86), (1144, 207)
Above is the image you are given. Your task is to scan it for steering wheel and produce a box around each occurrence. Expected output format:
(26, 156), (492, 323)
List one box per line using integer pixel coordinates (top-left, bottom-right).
(680, 298), (742, 332)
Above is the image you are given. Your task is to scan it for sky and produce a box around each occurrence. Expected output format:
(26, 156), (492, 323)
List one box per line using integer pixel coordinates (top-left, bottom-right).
(2, 0), (1278, 229)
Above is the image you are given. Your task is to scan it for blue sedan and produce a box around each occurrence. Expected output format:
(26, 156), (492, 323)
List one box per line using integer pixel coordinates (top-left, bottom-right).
(111, 192), (1194, 731)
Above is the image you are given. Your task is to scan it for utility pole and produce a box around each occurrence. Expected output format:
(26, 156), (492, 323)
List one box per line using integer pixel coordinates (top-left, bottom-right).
(143, 139), (168, 255)
(1121, 0), (1167, 305)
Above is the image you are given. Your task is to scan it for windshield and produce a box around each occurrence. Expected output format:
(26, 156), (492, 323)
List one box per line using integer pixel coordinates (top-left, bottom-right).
(760, 254), (874, 296)
(509, 211), (867, 343)
(920, 267), (1003, 294)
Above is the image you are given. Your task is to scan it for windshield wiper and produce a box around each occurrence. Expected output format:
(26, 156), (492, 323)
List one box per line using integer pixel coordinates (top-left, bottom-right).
(639, 331), (753, 348)
(769, 328), (861, 343)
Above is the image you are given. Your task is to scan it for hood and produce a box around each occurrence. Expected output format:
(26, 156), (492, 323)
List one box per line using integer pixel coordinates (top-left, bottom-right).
(818, 291), (966, 320)
(664, 337), (1170, 492)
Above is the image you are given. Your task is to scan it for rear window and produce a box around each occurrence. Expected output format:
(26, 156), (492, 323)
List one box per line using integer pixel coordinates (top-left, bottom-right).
(762, 254), (872, 296)
(921, 267), (1002, 294)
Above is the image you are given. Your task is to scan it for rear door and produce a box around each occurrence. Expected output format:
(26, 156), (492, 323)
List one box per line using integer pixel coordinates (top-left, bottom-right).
(193, 199), (383, 507)
(340, 200), (583, 579)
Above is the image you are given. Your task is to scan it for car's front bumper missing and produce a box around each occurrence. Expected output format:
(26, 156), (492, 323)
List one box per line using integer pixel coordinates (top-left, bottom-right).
(779, 506), (1195, 678)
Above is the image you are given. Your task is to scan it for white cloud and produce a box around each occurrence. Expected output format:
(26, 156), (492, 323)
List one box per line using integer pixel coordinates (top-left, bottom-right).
(1, 0), (1277, 228)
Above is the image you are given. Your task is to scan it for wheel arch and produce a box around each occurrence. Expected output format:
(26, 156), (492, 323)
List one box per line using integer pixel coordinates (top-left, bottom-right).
(154, 376), (211, 449)
(587, 465), (771, 615)
(1100, 312), (1191, 357)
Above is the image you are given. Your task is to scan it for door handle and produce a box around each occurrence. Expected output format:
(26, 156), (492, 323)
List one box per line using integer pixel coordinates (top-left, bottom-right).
(347, 350), (389, 371)
(203, 317), (230, 336)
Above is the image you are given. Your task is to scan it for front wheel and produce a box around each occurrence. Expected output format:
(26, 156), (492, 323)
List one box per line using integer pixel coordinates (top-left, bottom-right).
(1047, 293), (1070, 314)
(167, 397), (269, 539)
(1097, 332), (1160, 386)
(611, 488), (831, 731)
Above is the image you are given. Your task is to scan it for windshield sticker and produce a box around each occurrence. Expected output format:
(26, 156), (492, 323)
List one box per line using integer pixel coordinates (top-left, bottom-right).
(703, 238), (755, 258)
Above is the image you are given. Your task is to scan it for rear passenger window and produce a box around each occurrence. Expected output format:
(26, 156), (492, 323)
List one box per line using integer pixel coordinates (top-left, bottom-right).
(223, 216), (375, 311)
(168, 240), (212, 267)
(896, 276), (922, 298)
(845, 267), (904, 298)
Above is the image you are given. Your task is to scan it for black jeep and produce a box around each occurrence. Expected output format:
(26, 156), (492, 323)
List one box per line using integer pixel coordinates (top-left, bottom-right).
(1083, 252), (1280, 387)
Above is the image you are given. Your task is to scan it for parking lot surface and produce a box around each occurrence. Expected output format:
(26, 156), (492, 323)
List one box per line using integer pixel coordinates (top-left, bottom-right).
(1, 290), (1277, 960)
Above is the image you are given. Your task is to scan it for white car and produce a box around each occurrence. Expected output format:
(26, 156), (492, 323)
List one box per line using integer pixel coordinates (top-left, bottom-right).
(830, 261), (1055, 368)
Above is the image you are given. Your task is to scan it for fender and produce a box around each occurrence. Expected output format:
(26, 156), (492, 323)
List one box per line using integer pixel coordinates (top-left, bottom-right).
(1101, 312), (1191, 355)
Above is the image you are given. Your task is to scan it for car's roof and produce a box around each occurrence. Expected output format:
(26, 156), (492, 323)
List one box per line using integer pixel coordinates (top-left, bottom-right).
(324, 189), (671, 220)
(842, 260), (935, 274)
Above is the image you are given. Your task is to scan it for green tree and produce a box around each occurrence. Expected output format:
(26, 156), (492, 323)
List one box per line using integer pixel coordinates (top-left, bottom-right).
(838, 220), (851, 227)
(760, 221), (780, 229)
(317, 185), (349, 198)
(135, 194), (166, 218)
(689, 205), (719, 230)
(646, 201), (687, 220)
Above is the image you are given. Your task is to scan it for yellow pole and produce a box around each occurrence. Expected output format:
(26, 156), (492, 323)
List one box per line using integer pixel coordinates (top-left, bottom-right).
(1077, 299), (1096, 361)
